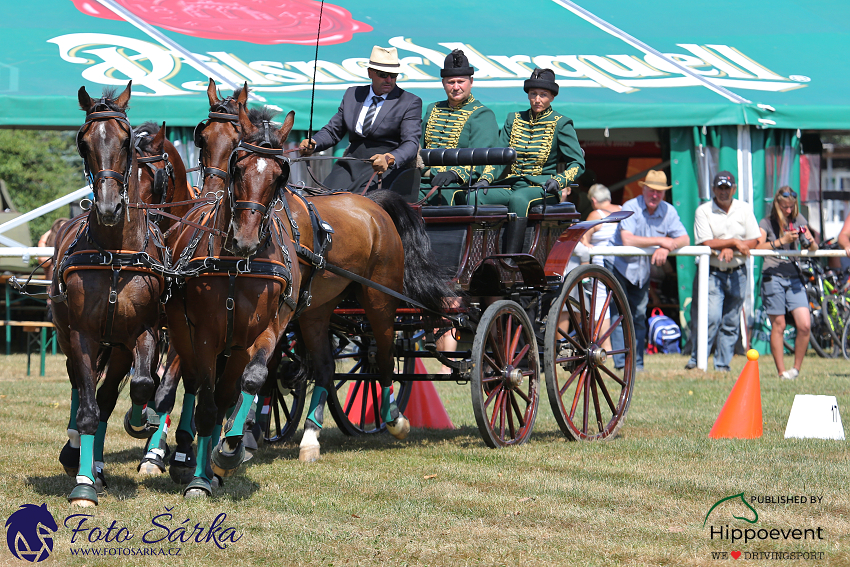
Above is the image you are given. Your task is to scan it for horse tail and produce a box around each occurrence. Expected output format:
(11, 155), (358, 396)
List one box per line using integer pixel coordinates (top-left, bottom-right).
(366, 190), (454, 313)
(95, 346), (111, 382)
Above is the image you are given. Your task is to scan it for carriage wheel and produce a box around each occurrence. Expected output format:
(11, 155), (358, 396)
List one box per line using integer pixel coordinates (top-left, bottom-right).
(544, 264), (635, 441)
(327, 332), (413, 436)
(260, 333), (307, 444)
(470, 300), (540, 448)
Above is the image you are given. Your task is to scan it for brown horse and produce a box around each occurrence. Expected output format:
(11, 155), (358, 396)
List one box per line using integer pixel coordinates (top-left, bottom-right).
(165, 106), (303, 497)
(51, 82), (166, 506)
(195, 92), (449, 465)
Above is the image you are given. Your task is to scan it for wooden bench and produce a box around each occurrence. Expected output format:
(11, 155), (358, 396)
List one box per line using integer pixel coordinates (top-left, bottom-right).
(0, 321), (56, 376)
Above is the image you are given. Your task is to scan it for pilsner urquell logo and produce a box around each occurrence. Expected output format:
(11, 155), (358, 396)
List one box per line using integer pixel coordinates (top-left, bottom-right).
(5, 504), (58, 563)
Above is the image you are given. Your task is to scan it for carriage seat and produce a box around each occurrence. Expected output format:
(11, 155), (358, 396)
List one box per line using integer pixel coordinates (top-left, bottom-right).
(528, 202), (577, 216)
(421, 204), (508, 218)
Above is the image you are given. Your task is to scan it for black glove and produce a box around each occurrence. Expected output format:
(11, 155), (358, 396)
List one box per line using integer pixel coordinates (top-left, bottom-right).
(473, 179), (490, 195)
(431, 170), (460, 187)
(543, 178), (561, 196)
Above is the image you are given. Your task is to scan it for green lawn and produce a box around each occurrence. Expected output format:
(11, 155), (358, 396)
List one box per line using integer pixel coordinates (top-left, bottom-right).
(0, 352), (848, 566)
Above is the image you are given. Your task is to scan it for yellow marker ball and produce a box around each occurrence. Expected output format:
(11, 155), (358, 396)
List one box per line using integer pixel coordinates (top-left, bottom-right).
(746, 349), (759, 361)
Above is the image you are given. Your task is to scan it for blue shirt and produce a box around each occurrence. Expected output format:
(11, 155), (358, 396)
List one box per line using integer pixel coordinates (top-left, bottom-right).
(612, 195), (688, 288)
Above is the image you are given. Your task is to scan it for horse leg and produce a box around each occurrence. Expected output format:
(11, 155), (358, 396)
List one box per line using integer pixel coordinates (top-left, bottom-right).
(359, 289), (409, 440)
(296, 311), (336, 462)
(182, 340), (219, 499)
(59, 359), (81, 476)
(139, 348), (183, 477)
(67, 331), (103, 507)
(123, 330), (160, 439)
(90, 347), (133, 493)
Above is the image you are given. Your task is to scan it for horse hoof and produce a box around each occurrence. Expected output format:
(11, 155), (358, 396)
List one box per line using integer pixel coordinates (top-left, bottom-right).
(183, 477), (211, 499)
(59, 441), (80, 477)
(94, 470), (107, 494)
(298, 444), (320, 463)
(168, 449), (196, 484)
(139, 461), (164, 476)
(123, 406), (159, 440)
(211, 439), (245, 478)
(68, 483), (98, 506)
(387, 415), (410, 440)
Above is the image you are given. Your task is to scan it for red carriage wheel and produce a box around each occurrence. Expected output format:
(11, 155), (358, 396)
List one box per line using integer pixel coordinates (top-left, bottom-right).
(543, 264), (635, 441)
(326, 332), (413, 436)
(470, 300), (540, 448)
(260, 332), (307, 444)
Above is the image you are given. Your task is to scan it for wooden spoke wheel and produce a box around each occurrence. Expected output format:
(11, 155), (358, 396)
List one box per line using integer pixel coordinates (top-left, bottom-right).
(260, 335), (307, 444)
(327, 332), (413, 436)
(543, 264), (635, 441)
(470, 300), (540, 448)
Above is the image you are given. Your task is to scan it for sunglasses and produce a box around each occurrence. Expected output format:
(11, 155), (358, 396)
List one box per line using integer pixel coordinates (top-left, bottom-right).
(375, 71), (399, 79)
(778, 190), (798, 199)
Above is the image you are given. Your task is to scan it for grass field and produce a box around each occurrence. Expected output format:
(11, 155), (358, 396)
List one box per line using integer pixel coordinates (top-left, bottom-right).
(0, 351), (848, 566)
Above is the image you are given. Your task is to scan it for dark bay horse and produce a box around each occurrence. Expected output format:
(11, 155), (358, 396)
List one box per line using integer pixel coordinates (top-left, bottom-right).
(165, 107), (303, 498)
(51, 82), (167, 506)
(197, 96), (449, 463)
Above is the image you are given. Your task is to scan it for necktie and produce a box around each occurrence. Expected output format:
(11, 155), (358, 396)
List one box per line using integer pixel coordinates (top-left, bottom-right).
(362, 96), (383, 136)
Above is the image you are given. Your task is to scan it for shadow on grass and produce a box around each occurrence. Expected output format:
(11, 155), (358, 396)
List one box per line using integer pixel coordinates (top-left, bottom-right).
(26, 473), (139, 501)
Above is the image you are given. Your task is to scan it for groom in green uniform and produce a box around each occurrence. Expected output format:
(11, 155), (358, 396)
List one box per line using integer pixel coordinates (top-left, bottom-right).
(476, 68), (585, 253)
(419, 49), (501, 205)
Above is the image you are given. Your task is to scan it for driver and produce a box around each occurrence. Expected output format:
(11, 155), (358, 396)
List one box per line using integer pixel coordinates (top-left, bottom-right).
(298, 46), (422, 192)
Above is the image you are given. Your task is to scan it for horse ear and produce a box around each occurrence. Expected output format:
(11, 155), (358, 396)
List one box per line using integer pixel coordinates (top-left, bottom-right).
(277, 111), (295, 146)
(78, 86), (92, 112)
(238, 104), (257, 138)
(237, 82), (249, 106)
(152, 122), (166, 153)
(115, 81), (132, 109)
(206, 78), (219, 107)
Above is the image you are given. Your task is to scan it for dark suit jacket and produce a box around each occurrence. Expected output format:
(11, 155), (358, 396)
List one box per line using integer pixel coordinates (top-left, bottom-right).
(312, 85), (422, 169)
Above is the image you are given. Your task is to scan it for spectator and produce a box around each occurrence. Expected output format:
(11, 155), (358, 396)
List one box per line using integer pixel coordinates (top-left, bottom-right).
(607, 170), (689, 371)
(836, 207), (850, 258)
(756, 187), (817, 380)
(684, 172), (760, 371)
(580, 184), (621, 348)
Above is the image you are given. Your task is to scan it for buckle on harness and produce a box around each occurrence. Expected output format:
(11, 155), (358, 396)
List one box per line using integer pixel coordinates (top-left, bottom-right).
(100, 251), (113, 265)
(108, 290), (117, 304)
(236, 258), (251, 274)
(225, 297), (235, 311)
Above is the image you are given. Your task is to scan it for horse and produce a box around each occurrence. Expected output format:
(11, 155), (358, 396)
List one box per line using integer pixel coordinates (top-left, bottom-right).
(51, 81), (167, 506)
(213, 99), (449, 463)
(164, 105), (303, 498)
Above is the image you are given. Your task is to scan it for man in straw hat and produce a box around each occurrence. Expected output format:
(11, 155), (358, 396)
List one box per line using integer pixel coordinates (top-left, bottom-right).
(299, 46), (422, 192)
(607, 169), (689, 371)
(419, 49), (500, 205)
(475, 68), (585, 254)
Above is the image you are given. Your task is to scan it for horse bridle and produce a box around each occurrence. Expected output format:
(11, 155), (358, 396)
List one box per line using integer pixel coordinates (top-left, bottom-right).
(76, 102), (135, 209)
(193, 101), (240, 191)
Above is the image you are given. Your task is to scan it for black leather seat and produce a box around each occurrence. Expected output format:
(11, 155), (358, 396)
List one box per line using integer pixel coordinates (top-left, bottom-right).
(421, 205), (509, 217)
(528, 202), (577, 215)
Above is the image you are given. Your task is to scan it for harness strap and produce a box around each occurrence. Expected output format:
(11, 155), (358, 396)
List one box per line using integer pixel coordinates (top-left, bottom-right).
(224, 273), (237, 358)
(103, 267), (121, 345)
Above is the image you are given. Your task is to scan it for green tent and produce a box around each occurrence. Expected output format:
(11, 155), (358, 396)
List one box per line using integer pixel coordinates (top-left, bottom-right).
(3, 0), (849, 338)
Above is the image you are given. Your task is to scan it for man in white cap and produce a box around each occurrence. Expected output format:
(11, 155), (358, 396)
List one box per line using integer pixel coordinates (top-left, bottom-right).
(299, 46), (422, 192)
(607, 170), (690, 371)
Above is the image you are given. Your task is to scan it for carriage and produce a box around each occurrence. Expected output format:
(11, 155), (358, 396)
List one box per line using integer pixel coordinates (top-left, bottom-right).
(260, 147), (637, 449)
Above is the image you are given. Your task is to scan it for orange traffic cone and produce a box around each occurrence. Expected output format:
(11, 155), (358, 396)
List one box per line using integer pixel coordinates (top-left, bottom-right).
(404, 360), (454, 429)
(709, 349), (763, 439)
(343, 382), (380, 428)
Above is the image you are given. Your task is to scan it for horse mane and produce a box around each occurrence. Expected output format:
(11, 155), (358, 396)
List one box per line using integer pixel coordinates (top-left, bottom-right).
(210, 87), (247, 115)
(80, 87), (128, 113)
(133, 121), (160, 153)
(243, 108), (285, 148)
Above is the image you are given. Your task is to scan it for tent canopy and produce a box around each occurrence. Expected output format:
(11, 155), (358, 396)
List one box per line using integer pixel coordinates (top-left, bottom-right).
(3, 0), (850, 130)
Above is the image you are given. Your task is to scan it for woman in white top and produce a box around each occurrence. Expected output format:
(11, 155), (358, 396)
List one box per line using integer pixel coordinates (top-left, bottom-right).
(580, 184), (622, 349)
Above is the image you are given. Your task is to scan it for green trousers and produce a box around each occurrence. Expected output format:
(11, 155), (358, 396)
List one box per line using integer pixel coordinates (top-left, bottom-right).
(471, 182), (557, 217)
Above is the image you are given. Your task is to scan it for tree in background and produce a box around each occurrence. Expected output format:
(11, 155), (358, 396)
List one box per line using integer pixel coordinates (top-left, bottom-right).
(0, 129), (83, 243)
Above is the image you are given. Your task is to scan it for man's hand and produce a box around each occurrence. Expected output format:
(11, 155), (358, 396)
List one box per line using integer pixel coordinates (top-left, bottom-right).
(657, 236), (677, 251)
(431, 170), (460, 187)
(543, 178), (561, 196)
(298, 138), (316, 157)
(370, 153), (395, 174)
(651, 247), (670, 266)
(473, 179), (490, 194)
(718, 248), (734, 263)
(734, 240), (751, 256)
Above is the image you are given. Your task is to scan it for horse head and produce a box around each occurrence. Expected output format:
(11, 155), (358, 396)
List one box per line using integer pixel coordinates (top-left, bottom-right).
(193, 79), (248, 196)
(226, 104), (295, 257)
(77, 81), (134, 227)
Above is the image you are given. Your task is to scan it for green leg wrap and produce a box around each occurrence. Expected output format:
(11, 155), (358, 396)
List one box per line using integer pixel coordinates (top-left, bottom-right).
(129, 403), (145, 428)
(223, 391), (252, 438)
(177, 394), (195, 436)
(145, 413), (169, 452)
(68, 389), (79, 431)
(93, 421), (108, 462)
(306, 387), (328, 429)
(381, 386), (399, 423)
(212, 423), (223, 443)
(194, 436), (212, 482)
(78, 434), (95, 484)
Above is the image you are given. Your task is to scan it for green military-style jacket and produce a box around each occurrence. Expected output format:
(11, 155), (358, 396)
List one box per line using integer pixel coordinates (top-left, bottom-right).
(498, 106), (585, 190)
(421, 95), (501, 185)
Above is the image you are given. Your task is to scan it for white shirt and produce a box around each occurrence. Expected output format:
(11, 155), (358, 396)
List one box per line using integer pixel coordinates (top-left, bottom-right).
(354, 88), (386, 136)
(694, 198), (761, 269)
